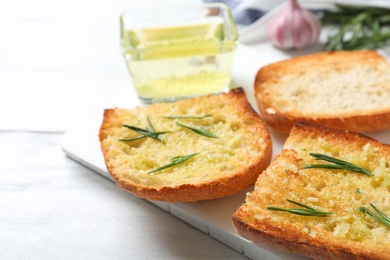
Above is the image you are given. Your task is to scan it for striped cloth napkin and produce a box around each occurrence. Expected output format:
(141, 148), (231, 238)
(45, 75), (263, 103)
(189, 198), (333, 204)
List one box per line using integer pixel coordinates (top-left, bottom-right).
(203, 0), (285, 26)
(203, 0), (326, 43)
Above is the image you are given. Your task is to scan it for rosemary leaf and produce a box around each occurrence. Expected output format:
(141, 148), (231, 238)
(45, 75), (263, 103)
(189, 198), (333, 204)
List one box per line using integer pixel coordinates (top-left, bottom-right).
(148, 153), (199, 175)
(176, 122), (218, 138)
(267, 207), (332, 217)
(122, 124), (152, 135)
(165, 115), (212, 119)
(286, 199), (315, 210)
(359, 204), (390, 228)
(119, 135), (147, 142)
(120, 117), (171, 143)
(122, 125), (170, 137)
(146, 115), (155, 133)
(267, 199), (334, 217)
(303, 153), (372, 176)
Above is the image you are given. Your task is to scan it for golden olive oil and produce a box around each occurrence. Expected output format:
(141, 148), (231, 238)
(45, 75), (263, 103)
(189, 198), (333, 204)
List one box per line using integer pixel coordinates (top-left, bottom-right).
(121, 19), (236, 103)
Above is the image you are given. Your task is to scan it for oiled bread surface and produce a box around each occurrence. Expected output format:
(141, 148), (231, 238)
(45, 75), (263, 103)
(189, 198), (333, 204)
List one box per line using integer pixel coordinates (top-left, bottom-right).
(233, 122), (390, 259)
(99, 88), (272, 202)
(254, 50), (390, 133)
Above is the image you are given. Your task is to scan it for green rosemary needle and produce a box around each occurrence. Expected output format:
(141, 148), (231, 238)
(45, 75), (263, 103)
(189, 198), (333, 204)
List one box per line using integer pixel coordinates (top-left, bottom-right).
(148, 153), (199, 175)
(120, 116), (170, 142)
(165, 115), (212, 119)
(303, 153), (372, 177)
(321, 5), (390, 50)
(146, 115), (156, 132)
(267, 199), (334, 217)
(359, 204), (390, 228)
(176, 122), (218, 138)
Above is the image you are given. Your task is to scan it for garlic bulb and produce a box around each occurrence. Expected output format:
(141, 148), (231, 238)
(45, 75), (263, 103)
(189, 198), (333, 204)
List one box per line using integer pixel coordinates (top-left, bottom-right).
(267, 0), (321, 49)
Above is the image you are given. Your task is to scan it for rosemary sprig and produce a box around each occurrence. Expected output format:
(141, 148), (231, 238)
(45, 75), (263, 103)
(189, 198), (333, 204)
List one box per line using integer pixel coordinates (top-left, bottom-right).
(148, 153), (199, 175)
(321, 5), (390, 50)
(120, 116), (170, 142)
(359, 203), (390, 228)
(267, 199), (334, 217)
(165, 115), (212, 119)
(303, 153), (372, 177)
(176, 122), (218, 138)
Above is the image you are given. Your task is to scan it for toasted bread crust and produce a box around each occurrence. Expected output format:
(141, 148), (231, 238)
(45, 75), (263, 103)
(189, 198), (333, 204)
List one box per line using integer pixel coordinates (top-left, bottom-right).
(99, 88), (272, 202)
(233, 212), (384, 260)
(233, 122), (390, 259)
(258, 107), (390, 135)
(254, 50), (390, 134)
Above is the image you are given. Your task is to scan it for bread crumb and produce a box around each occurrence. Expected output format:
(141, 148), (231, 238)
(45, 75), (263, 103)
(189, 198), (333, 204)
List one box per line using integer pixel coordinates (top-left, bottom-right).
(266, 107), (276, 114)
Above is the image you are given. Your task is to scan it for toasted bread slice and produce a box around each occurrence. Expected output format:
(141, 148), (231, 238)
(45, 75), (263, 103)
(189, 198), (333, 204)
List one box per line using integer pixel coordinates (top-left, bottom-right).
(99, 88), (272, 202)
(254, 50), (390, 134)
(233, 122), (390, 259)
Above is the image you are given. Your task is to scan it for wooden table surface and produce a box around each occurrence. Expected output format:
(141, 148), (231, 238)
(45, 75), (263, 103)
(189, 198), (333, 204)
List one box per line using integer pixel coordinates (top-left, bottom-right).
(0, 0), (249, 259)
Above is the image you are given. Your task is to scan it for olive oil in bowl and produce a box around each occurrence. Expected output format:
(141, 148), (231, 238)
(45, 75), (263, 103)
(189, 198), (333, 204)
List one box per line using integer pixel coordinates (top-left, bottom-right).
(120, 4), (238, 104)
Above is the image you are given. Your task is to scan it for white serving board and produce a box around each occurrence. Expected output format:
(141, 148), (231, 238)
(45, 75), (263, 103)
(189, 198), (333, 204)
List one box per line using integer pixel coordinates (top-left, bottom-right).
(60, 42), (390, 260)
(59, 112), (304, 260)
(60, 111), (390, 260)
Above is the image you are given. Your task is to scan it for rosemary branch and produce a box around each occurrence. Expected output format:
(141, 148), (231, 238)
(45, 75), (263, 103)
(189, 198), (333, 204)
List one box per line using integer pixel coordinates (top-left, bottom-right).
(321, 5), (390, 50)
(359, 203), (390, 228)
(303, 153), (372, 176)
(148, 153), (199, 175)
(120, 116), (170, 142)
(267, 199), (334, 217)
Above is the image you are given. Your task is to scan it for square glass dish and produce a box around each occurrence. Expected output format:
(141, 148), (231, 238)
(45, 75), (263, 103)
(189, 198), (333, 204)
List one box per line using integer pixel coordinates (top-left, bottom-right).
(120, 3), (238, 104)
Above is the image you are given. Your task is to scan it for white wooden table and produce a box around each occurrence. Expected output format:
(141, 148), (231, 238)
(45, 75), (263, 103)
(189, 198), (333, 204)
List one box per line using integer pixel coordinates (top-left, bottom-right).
(0, 0), (249, 259)
(3, 0), (389, 259)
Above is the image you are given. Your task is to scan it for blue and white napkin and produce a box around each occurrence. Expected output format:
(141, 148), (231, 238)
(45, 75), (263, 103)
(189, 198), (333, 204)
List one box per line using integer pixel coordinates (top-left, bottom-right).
(203, 0), (285, 26)
(203, 0), (390, 44)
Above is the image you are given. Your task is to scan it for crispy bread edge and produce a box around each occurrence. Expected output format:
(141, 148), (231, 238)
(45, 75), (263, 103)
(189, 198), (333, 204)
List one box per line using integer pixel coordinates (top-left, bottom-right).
(232, 212), (385, 260)
(257, 104), (390, 134)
